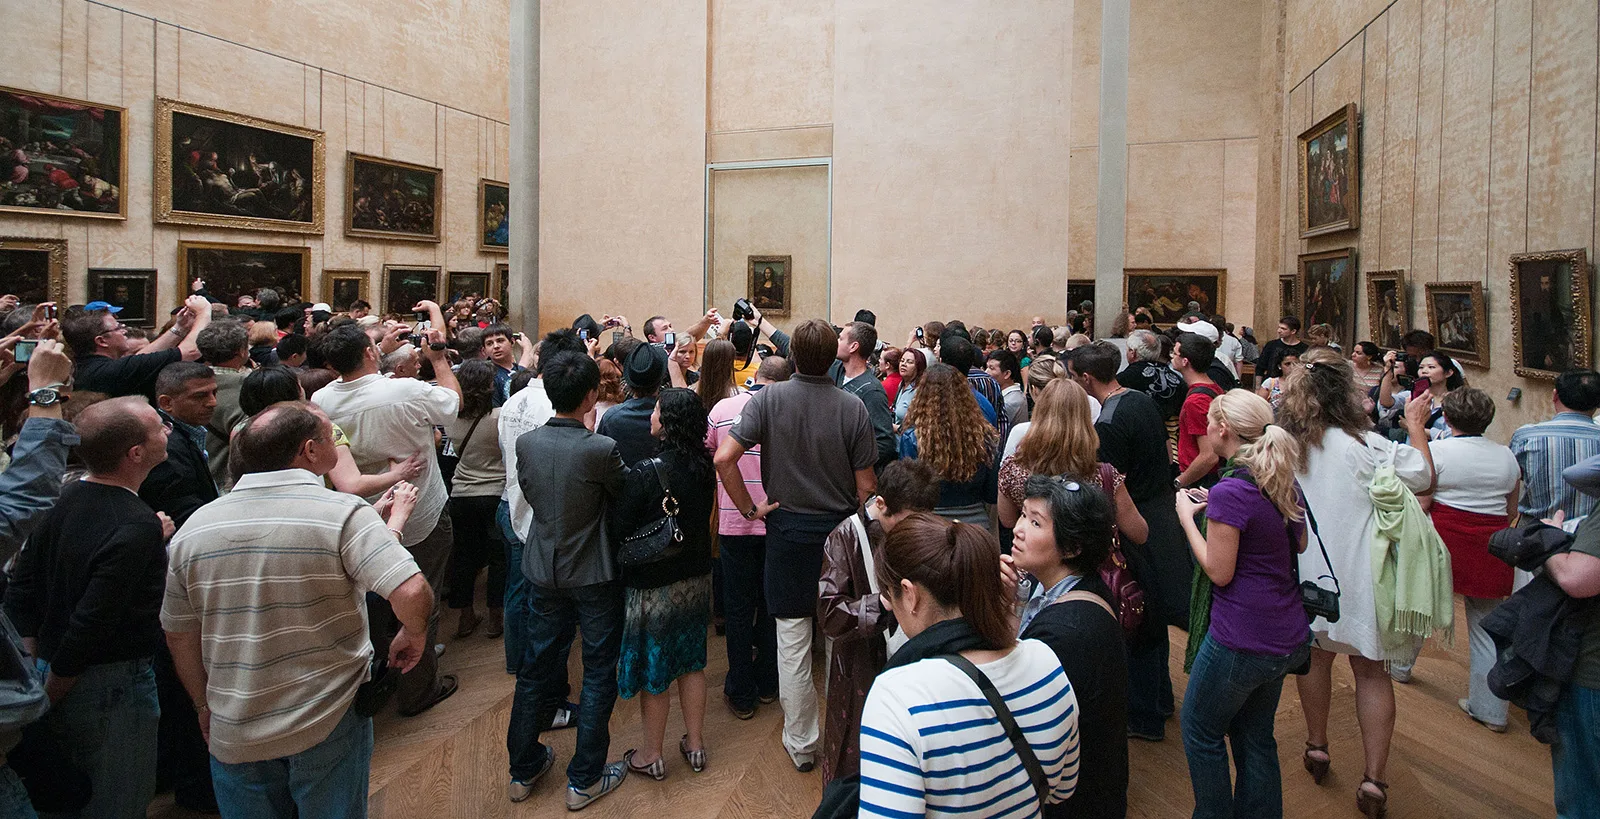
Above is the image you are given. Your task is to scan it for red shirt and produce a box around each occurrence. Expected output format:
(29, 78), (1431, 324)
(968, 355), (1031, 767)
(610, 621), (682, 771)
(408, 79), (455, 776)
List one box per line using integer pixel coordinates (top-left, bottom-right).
(1177, 382), (1221, 471)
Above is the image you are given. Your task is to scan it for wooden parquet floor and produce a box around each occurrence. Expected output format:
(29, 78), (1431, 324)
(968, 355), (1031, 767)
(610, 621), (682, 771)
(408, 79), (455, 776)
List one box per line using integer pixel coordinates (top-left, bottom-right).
(150, 596), (1556, 818)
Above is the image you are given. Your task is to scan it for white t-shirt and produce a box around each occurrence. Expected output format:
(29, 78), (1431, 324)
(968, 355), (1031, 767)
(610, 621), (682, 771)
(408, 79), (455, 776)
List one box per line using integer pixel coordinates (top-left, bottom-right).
(312, 373), (460, 546)
(1430, 436), (1520, 516)
(497, 378), (555, 541)
(1216, 334), (1244, 378)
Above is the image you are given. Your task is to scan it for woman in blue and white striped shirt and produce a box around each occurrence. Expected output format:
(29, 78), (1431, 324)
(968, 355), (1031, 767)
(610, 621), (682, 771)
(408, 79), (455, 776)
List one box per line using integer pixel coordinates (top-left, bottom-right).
(858, 513), (1079, 818)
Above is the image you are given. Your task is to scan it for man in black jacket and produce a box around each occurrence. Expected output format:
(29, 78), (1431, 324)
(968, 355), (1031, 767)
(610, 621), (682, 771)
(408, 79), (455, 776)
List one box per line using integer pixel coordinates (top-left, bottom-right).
(140, 362), (220, 529)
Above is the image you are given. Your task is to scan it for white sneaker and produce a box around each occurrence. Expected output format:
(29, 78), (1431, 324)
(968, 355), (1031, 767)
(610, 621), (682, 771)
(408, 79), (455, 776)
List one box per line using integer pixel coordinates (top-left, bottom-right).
(566, 760), (627, 811)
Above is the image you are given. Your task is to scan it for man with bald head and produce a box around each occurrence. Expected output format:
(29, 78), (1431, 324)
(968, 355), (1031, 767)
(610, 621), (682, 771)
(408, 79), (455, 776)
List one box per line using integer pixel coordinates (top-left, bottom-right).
(4, 396), (173, 818)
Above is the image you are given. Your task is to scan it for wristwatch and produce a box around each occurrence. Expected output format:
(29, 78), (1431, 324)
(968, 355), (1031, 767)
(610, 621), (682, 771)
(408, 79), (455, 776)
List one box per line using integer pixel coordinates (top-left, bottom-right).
(27, 386), (64, 407)
(742, 507), (760, 520)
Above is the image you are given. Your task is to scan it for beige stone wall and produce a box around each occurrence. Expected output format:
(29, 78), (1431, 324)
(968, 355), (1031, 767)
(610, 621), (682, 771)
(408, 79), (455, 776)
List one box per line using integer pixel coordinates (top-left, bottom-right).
(1264, 0), (1600, 440)
(0, 0), (509, 312)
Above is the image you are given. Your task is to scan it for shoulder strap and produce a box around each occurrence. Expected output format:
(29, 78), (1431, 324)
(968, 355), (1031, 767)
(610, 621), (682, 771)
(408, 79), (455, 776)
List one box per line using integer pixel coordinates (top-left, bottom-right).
(1053, 589), (1116, 620)
(457, 414), (486, 454)
(1096, 462), (1117, 494)
(938, 654), (1050, 806)
(849, 511), (878, 595)
(649, 457), (674, 499)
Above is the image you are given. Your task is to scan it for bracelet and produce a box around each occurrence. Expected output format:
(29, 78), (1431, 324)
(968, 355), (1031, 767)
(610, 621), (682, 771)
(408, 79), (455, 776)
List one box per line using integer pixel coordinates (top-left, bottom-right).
(194, 702), (209, 713)
(386, 527), (405, 538)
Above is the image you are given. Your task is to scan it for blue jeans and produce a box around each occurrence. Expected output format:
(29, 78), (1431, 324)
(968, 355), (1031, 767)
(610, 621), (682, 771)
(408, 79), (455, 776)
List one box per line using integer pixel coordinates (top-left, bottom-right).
(33, 657), (159, 819)
(720, 534), (778, 708)
(209, 706), (372, 819)
(497, 500), (528, 675)
(1180, 634), (1307, 819)
(1127, 625), (1175, 737)
(506, 581), (623, 789)
(1554, 683), (1600, 819)
(0, 765), (36, 819)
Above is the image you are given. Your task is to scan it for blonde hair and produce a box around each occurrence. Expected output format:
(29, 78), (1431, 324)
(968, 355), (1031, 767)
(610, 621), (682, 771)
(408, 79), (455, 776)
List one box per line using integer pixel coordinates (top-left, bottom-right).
(1014, 379), (1098, 479)
(904, 365), (998, 483)
(1026, 356), (1065, 395)
(1064, 333), (1092, 351)
(1209, 389), (1304, 522)
(248, 321), (279, 347)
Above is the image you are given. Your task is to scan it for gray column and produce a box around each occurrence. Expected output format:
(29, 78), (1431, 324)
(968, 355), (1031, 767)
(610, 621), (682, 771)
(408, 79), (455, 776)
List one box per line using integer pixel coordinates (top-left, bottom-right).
(509, 0), (540, 335)
(1092, 0), (1130, 339)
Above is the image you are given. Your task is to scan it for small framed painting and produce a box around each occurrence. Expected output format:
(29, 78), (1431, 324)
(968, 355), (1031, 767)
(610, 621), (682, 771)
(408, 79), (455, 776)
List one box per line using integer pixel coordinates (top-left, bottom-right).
(1278, 274), (1298, 319)
(1510, 249), (1592, 379)
(346, 152), (441, 242)
(447, 271), (491, 303)
(383, 265), (441, 317)
(1425, 281), (1489, 367)
(1299, 248), (1358, 350)
(1123, 269), (1225, 326)
(1298, 103), (1360, 238)
(480, 179), (509, 252)
(0, 237), (68, 305)
(1365, 269), (1408, 351)
(322, 270), (370, 313)
(87, 268), (157, 327)
(747, 255), (791, 316)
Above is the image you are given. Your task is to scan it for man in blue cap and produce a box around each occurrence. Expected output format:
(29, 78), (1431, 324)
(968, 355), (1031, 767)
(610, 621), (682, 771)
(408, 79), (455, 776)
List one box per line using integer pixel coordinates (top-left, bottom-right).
(62, 295), (212, 400)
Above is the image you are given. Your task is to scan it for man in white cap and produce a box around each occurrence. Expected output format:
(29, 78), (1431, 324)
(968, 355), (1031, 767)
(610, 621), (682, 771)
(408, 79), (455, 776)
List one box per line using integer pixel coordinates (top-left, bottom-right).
(1173, 315), (1238, 390)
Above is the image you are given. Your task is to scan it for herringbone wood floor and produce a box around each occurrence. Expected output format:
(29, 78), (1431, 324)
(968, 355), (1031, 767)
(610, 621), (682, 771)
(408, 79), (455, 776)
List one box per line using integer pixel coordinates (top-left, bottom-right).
(151, 596), (1556, 818)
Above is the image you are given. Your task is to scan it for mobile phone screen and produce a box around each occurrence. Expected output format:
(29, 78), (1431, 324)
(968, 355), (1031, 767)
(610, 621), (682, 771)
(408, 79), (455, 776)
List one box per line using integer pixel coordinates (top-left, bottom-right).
(664, 332), (677, 351)
(612, 330), (624, 345)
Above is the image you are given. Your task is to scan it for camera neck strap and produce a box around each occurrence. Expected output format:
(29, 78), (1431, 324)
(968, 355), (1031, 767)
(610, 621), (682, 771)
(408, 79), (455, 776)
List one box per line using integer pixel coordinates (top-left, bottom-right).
(1219, 463), (1339, 595)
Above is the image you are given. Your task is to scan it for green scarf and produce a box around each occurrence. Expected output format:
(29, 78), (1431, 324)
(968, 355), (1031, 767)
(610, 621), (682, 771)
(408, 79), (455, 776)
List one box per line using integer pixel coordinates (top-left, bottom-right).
(1369, 462), (1454, 651)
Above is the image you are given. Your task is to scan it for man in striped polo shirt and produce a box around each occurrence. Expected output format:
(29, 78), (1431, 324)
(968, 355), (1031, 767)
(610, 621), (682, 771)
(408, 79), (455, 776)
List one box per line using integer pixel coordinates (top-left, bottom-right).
(1510, 370), (1600, 523)
(161, 401), (434, 818)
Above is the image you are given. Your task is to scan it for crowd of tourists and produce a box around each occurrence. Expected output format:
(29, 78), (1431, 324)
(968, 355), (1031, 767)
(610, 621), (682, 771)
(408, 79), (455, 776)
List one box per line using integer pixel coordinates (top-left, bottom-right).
(0, 289), (1594, 819)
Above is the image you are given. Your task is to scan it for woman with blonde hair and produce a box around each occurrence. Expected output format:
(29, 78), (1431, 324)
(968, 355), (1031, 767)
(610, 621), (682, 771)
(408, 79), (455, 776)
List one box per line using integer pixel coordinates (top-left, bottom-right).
(899, 364), (998, 524)
(998, 378), (1147, 547)
(1175, 389), (1312, 818)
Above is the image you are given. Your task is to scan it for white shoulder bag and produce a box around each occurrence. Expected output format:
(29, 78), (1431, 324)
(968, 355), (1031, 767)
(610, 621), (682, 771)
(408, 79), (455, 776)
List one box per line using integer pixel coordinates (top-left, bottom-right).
(850, 512), (909, 655)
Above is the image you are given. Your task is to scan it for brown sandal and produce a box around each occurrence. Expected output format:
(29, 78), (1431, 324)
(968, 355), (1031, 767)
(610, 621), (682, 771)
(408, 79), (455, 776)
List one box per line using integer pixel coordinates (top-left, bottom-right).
(1302, 742), (1330, 785)
(1357, 776), (1388, 819)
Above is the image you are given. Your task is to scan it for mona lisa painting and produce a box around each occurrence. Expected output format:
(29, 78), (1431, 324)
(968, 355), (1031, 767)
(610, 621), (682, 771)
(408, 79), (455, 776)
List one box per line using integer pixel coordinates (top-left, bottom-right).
(747, 255), (791, 316)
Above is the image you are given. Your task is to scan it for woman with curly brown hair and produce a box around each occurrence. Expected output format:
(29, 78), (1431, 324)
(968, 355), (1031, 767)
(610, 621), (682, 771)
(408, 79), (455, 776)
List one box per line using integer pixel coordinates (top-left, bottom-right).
(898, 364), (998, 524)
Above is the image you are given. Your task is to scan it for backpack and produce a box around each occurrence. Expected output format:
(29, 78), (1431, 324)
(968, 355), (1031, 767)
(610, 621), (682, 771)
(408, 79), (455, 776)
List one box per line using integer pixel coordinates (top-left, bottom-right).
(1095, 462), (1146, 637)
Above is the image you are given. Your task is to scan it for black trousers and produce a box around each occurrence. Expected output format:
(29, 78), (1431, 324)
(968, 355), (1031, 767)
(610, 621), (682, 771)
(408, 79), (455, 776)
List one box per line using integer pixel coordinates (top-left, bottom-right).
(447, 495), (506, 610)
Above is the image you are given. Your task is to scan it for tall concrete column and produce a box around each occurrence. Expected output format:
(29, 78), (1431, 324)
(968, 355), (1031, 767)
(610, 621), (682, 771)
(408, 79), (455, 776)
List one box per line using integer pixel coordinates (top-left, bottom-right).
(509, 0), (540, 334)
(1092, 0), (1130, 339)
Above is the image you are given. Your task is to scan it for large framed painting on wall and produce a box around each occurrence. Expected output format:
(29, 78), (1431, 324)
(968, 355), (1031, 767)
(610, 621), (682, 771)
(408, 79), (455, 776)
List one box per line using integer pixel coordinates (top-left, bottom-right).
(383, 266), (441, 317)
(87, 269), (157, 327)
(322, 270), (370, 314)
(347, 153), (441, 242)
(1299, 249), (1358, 350)
(495, 262), (510, 312)
(179, 241), (310, 312)
(1510, 249), (1592, 379)
(155, 98), (324, 234)
(1365, 269), (1408, 351)
(0, 237), (67, 304)
(748, 255), (791, 317)
(1123, 269), (1224, 326)
(480, 180), (509, 252)
(1425, 281), (1489, 367)
(1298, 103), (1360, 238)
(0, 86), (125, 219)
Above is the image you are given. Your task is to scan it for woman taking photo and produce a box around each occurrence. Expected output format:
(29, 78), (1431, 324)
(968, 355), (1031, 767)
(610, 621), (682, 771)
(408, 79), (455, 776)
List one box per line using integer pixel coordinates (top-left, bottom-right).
(893, 347), (931, 428)
(898, 365), (997, 524)
(1009, 475), (1130, 818)
(612, 388), (718, 780)
(443, 360), (508, 639)
(858, 514), (1080, 816)
(1278, 348), (1436, 818)
(1377, 348), (1465, 439)
(1175, 390), (1311, 819)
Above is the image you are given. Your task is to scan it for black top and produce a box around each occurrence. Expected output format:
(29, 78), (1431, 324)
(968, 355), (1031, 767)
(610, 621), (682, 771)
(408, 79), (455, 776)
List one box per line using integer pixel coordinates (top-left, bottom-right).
(612, 451), (716, 589)
(1024, 574), (1130, 819)
(1256, 339), (1308, 379)
(1095, 390), (1172, 504)
(138, 412), (220, 528)
(596, 396), (660, 468)
(1116, 362), (1185, 421)
(515, 418), (627, 588)
(73, 349), (183, 400)
(3, 481), (167, 676)
(837, 369), (898, 468)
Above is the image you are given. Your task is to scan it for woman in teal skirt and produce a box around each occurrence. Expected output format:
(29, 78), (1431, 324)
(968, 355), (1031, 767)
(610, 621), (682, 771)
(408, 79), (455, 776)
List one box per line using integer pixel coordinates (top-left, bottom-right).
(612, 388), (717, 780)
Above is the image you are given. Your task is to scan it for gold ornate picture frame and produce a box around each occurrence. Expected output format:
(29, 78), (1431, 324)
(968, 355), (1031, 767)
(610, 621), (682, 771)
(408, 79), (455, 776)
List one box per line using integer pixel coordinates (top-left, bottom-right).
(480, 179), (509, 252)
(1365, 269), (1408, 351)
(1425, 281), (1490, 367)
(1298, 103), (1360, 238)
(1123, 269), (1226, 326)
(155, 98), (324, 234)
(1510, 249), (1592, 380)
(382, 265), (441, 317)
(322, 269), (370, 313)
(1278, 273), (1298, 319)
(747, 255), (792, 317)
(0, 86), (127, 220)
(0, 237), (68, 304)
(346, 153), (441, 242)
(178, 241), (311, 311)
(1299, 248), (1359, 350)
(494, 262), (510, 311)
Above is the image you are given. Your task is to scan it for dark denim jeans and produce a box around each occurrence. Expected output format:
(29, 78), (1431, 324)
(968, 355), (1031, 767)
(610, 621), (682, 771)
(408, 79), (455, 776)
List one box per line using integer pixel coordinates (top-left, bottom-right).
(1554, 683), (1600, 819)
(497, 500), (527, 675)
(506, 581), (623, 789)
(209, 707), (372, 819)
(1127, 624), (1175, 738)
(33, 657), (160, 819)
(1180, 633), (1308, 819)
(720, 534), (778, 709)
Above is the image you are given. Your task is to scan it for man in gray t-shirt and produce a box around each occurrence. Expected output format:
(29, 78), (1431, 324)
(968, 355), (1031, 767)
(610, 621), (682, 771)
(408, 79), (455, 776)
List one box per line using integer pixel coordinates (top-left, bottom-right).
(714, 319), (876, 772)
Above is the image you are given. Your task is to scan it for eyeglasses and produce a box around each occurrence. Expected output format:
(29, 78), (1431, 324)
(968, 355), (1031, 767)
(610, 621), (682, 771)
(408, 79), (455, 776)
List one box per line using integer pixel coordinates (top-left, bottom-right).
(96, 323), (132, 338)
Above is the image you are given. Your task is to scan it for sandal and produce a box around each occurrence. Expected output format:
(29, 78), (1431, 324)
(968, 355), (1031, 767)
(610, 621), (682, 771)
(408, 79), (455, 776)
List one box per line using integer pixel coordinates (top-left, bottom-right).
(679, 735), (706, 773)
(1357, 776), (1389, 819)
(624, 749), (666, 781)
(1302, 742), (1330, 785)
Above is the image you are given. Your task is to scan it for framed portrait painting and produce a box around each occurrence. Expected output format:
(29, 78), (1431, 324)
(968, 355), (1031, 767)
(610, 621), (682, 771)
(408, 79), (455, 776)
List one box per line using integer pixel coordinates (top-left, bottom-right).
(495, 262), (510, 311)
(0, 237), (67, 304)
(87, 269), (156, 327)
(321, 270), (370, 313)
(1298, 103), (1360, 238)
(346, 153), (441, 242)
(480, 179), (509, 252)
(1123, 269), (1225, 326)
(155, 98), (323, 234)
(1298, 249), (1358, 350)
(1510, 249), (1592, 379)
(383, 266), (440, 317)
(748, 255), (791, 316)
(1365, 270), (1408, 351)
(1425, 281), (1489, 367)
(0, 86), (125, 219)
(447, 272), (490, 303)
(1278, 274), (1298, 319)
(179, 241), (310, 311)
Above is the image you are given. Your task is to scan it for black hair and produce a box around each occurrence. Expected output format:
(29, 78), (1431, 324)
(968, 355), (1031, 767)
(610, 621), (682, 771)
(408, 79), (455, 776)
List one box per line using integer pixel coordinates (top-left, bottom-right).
(1022, 473), (1114, 575)
(1068, 341), (1121, 384)
(155, 361), (215, 397)
(350, 299), (371, 311)
(1031, 325), (1055, 350)
(1279, 315), (1302, 333)
(854, 308), (877, 326)
(61, 309), (112, 357)
(1555, 370), (1600, 413)
(316, 323), (373, 374)
(509, 368), (538, 398)
(274, 306), (301, 331)
(238, 366), (306, 416)
(1174, 332), (1216, 371)
(482, 322), (515, 343)
(537, 328), (587, 376)
(938, 335), (978, 372)
(987, 349), (1022, 384)
(656, 388), (714, 479)
(1422, 350), (1467, 391)
(456, 359), (496, 420)
(1401, 329), (1435, 351)
(275, 333), (309, 361)
(542, 351), (600, 413)
(1355, 341), (1382, 360)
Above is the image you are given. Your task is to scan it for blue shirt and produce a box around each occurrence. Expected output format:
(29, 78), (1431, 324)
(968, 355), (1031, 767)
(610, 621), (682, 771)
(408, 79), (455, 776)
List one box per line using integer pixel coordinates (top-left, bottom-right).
(0, 418), (78, 562)
(492, 363), (526, 407)
(1018, 572), (1082, 634)
(1509, 412), (1600, 520)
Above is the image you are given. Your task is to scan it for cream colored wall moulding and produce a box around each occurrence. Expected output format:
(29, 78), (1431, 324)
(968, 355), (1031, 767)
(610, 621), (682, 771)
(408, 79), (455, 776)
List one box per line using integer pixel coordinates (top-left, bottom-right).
(479, 179), (509, 253)
(1364, 269), (1408, 352)
(346, 153), (442, 243)
(322, 269), (371, 313)
(1509, 249), (1591, 381)
(154, 98), (325, 235)
(1123, 269), (1226, 327)
(1297, 103), (1360, 239)
(1424, 280), (1489, 368)
(0, 86), (127, 221)
(177, 241), (311, 312)
(0, 237), (69, 305)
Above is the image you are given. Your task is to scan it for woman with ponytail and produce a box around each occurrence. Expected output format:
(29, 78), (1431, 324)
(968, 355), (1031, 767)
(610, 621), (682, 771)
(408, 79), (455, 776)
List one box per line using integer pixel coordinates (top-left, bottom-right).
(858, 514), (1080, 817)
(1174, 389), (1312, 819)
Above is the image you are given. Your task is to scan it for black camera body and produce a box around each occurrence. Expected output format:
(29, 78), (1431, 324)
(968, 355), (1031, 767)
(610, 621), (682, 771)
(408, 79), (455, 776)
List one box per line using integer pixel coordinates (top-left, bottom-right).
(407, 333), (423, 347)
(1300, 581), (1340, 623)
(732, 298), (753, 322)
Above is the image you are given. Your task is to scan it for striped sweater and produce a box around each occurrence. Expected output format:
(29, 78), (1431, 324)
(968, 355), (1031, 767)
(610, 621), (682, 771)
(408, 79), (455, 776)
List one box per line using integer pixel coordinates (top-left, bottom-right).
(859, 639), (1080, 818)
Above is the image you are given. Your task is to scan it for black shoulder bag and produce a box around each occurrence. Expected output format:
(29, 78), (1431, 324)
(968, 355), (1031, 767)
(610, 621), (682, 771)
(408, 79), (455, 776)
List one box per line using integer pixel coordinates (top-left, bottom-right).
(618, 458), (684, 567)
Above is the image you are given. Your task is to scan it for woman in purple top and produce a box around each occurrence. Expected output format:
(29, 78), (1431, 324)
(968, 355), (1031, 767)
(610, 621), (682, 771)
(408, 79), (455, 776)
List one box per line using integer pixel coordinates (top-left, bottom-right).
(1174, 389), (1311, 819)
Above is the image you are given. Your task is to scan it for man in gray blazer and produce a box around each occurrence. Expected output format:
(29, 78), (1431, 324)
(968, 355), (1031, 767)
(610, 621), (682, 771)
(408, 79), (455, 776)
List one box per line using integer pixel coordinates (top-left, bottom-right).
(505, 351), (630, 810)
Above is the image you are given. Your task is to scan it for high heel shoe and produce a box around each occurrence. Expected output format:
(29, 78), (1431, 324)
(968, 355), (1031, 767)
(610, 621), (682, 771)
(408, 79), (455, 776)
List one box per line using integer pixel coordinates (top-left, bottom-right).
(1302, 742), (1330, 785)
(1356, 776), (1389, 819)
